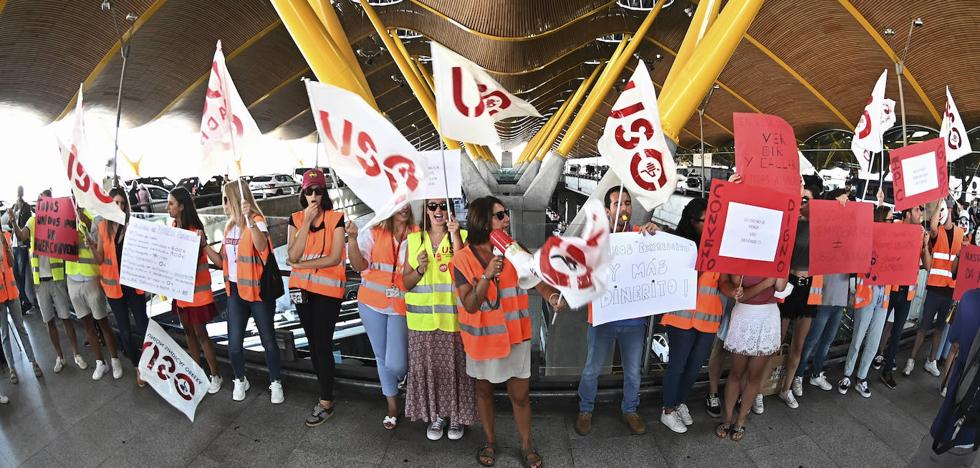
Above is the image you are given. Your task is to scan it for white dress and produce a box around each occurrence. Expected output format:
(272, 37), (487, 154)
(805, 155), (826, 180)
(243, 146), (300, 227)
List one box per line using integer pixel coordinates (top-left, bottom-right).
(723, 302), (782, 357)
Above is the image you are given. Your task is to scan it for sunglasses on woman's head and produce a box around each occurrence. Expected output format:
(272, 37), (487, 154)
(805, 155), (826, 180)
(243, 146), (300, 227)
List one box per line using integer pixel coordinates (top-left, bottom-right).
(304, 187), (324, 196)
(802, 196), (810, 204)
(493, 209), (510, 220)
(427, 202), (449, 212)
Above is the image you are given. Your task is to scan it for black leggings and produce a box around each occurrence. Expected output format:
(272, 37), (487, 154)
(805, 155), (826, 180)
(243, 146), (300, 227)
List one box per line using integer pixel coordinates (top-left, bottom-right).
(296, 292), (342, 402)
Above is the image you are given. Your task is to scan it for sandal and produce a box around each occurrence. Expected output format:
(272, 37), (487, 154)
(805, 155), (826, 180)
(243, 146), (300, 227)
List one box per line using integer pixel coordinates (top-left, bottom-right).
(730, 425), (746, 442)
(521, 447), (543, 468)
(476, 443), (496, 467)
(382, 415), (398, 430)
(715, 423), (731, 439)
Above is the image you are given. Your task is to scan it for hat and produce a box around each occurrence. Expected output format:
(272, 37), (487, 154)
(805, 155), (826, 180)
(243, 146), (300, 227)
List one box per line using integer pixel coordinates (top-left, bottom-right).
(302, 169), (326, 191)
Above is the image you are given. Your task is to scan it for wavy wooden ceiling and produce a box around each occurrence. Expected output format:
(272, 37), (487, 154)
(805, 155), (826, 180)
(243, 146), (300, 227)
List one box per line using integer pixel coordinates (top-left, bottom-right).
(0, 0), (977, 161)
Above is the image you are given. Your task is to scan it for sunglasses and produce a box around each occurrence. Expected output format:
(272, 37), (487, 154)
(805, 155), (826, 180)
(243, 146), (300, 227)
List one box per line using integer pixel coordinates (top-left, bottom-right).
(493, 209), (511, 220)
(304, 187), (325, 196)
(801, 196), (810, 204)
(426, 202), (449, 212)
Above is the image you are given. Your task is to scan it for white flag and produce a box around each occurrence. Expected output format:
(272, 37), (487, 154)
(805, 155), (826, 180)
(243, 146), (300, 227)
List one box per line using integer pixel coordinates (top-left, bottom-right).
(851, 69), (897, 173)
(58, 84), (127, 225)
(431, 41), (540, 145)
(531, 199), (611, 308)
(941, 86), (973, 162)
(199, 40), (261, 181)
(138, 320), (210, 422)
(305, 80), (425, 229)
(597, 60), (677, 211)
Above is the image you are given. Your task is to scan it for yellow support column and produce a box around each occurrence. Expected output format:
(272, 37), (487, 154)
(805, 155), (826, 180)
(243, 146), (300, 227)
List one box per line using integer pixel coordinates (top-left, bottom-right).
(662, 0), (720, 94)
(534, 64), (602, 161)
(306, 0), (374, 98)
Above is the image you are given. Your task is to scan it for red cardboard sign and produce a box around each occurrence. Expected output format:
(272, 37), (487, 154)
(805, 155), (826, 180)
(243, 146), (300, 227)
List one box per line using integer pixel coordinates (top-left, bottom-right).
(808, 200), (874, 275)
(890, 138), (948, 211)
(866, 223), (924, 286)
(33, 196), (79, 261)
(954, 245), (980, 300)
(734, 113), (801, 198)
(697, 180), (799, 278)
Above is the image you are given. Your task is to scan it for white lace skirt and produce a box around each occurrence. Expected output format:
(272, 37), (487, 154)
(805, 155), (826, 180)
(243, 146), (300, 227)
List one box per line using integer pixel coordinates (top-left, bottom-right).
(723, 303), (781, 357)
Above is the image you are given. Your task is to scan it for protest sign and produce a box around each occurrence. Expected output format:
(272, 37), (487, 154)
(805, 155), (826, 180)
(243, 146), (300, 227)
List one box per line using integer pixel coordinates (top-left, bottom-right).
(138, 319), (209, 421)
(734, 113), (801, 197)
(32, 196), (78, 261)
(697, 180), (799, 278)
(890, 138), (948, 211)
(119, 218), (200, 302)
(808, 200), (873, 275)
(954, 245), (980, 300)
(866, 223), (923, 286)
(591, 232), (697, 325)
(410, 150), (463, 201)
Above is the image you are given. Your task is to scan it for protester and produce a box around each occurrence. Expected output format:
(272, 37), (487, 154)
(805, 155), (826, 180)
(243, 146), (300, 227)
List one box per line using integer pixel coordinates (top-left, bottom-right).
(285, 170), (346, 426)
(454, 196), (564, 468)
(11, 190), (87, 374)
(167, 188), (222, 394)
(0, 220), (42, 383)
(89, 187), (146, 386)
(402, 198), (474, 441)
(575, 187), (659, 437)
(705, 299), (734, 418)
(10, 186), (37, 314)
(204, 181), (284, 403)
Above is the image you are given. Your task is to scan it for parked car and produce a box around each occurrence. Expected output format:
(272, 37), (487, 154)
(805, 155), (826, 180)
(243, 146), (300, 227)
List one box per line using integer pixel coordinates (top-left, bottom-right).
(130, 176), (176, 191)
(177, 176), (225, 207)
(249, 174), (300, 198)
(293, 167), (342, 188)
(130, 184), (170, 213)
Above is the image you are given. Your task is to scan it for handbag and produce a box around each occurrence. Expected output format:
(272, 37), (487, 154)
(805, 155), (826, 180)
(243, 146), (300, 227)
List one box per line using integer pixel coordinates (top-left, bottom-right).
(259, 240), (285, 302)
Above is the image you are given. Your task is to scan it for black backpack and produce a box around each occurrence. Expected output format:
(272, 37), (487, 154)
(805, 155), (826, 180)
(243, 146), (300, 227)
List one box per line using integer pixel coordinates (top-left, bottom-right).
(259, 239), (285, 303)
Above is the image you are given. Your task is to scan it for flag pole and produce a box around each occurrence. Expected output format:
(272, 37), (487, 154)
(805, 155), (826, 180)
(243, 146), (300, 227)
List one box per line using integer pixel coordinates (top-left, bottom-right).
(219, 51), (249, 228)
(107, 7), (137, 188)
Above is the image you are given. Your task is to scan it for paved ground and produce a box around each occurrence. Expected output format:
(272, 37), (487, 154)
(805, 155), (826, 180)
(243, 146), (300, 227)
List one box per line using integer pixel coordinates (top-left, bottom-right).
(0, 316), (960, 468)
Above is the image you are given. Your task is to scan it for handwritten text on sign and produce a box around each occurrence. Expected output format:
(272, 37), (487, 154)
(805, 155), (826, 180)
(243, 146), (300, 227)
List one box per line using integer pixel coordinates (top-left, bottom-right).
(890, 138), (948, 212)
(808, 200), (873, 275)
(867, 223), (923, 286)
(734, 113), (801, 197)
(591, 232), (697, 326)
(410, 149), (463, 200)
(119, 218), (199, 302)
(954, 245), (980, 300)
(138, 319), (209, 421)
(33, 196), (79, 261)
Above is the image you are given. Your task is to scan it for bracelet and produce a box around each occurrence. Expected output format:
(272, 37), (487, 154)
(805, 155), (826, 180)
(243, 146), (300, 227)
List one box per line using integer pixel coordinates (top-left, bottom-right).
(416, 266), (425, 275)
(480, 274), (489, 281)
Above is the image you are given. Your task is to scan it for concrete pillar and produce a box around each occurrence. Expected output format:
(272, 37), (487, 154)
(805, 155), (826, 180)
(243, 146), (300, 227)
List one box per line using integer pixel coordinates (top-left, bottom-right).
(514, 158), (541, 192)
(475, 159), (500, 192)
(459, 152), (492, 200)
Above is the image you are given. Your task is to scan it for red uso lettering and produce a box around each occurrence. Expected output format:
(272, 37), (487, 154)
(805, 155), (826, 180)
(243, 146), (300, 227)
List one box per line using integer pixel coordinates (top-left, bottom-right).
(67, 147), (113, 203)
(318, 110), (420, 194)
(610, 95), (668, 192)
(452, 67), (485, 117)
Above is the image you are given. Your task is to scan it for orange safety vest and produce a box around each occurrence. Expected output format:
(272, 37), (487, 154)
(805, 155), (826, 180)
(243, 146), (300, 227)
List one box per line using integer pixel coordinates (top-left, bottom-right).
(173, 224), (215, 308)
(0, 238), (18, 303)
(287, 210), (346, 299)
(454, 246), (531, 361)
(927, 227), (965, 288)
(97, 222), (144, 299)
(661, 271), (723, 333)
(357, 226), (416, 314)
(222, 215), (270, 302)
(854, 279), (892, 310)
(807, 275), (824, 305)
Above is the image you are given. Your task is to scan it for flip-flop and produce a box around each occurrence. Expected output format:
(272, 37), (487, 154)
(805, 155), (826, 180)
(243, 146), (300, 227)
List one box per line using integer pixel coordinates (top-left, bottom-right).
(715, 423), (731, 439)
(476, 443), (496, 467)
(730, 425), (746, 442)
(521, 447), (543, 468)
(382, 415), (398, 430)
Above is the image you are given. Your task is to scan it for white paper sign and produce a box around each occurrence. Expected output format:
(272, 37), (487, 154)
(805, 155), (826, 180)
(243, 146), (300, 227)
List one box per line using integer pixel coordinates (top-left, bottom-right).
(590, 232), (697, 326)
(901, 152), (939, 197)
(119, 218), (199, 302)
(410, 149), (463, 200)
(718, 202), (782, 261)
(138, 319), (210, 421)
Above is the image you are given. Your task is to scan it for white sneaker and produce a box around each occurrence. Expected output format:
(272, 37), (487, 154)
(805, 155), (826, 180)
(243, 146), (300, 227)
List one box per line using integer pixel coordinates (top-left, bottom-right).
(809, 372), (833, 391)
(270, 381), (284, 404)
(447, 420), (465, 440)
(74, 354), (88, 370)
(232, 378), (250, 401)
(924, 360), (941, 377)
(902, 358), (915, 376)
(209, 375), (223, 394)
(855, 380), (871, 398)
(0, 394), (7, 404)
(111, 358), (123, 380)
(779, 389), (799, 409)
(838, 376), (851, 395)
(676, 403), (694, 426)
(427, 416), (447, 441)
(752, 394), (765, 415)
(791, 376), (804, 397)
(92, 360), (107, 380)
(53, 356), (65, 373)
(660, 410), (688, 433)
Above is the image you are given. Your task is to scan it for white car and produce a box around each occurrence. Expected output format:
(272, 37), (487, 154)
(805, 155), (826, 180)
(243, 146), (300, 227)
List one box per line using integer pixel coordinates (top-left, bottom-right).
(249, 174), (299, 198)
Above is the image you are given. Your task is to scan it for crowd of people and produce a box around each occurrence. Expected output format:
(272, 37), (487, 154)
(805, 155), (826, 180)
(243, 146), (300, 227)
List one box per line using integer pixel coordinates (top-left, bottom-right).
(0, 170), (978, 467)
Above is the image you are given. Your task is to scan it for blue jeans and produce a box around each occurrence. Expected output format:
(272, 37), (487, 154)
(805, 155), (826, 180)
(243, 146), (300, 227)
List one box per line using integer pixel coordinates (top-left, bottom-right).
(796, 305), (844, 378)
(577, 322), (646, 414)
(108, 285), (148, 366)
(226, 282), (281, 381)
(12, 246), (34, 310)
(884, 289), (912, 371)
(359, 303), (408, 397)
(663, 325), (715, 409)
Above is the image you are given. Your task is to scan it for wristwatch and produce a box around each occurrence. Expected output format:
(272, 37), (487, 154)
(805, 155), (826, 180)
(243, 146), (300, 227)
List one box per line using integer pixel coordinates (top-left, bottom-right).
(480, 274), (490, 281)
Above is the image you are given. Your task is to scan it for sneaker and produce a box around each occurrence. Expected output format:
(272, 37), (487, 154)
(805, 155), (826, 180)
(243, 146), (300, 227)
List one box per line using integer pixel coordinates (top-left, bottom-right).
(8, 369), (17, 384)
(0, 394), (7, 404)
(778, 389), (799, 409)
(232, 378), (250, 401)
(809, 372), (833, 391)
(447, 420), (465, 440)
(269, 381), (284, 404)
(838, 376), (851, 395)
(74, 354), (88, 370)
(872, 355), (884, 371)
(92, 360), (107, 380)
(924, 360), (941, 377)
(855, 380), (871, 398)
(305, 403), (334, 428)
(111, 358), (123, 380)
(622, 412), (647, 435)
(574, 412), (593, 436)
(660, 410), (687, 433)
(32, 362), (43, 377)
(53, 356), (65, 373)
(427, 416), (447, 441)
(705, 393), (722, 418)
(791, 376), (804, 397)
(902, 358), (915, 376)
(752, 394), (765, 415)
(880, 371), (897, 389)
(208, 375), (223, 394)
(676, 403), (694, 426)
